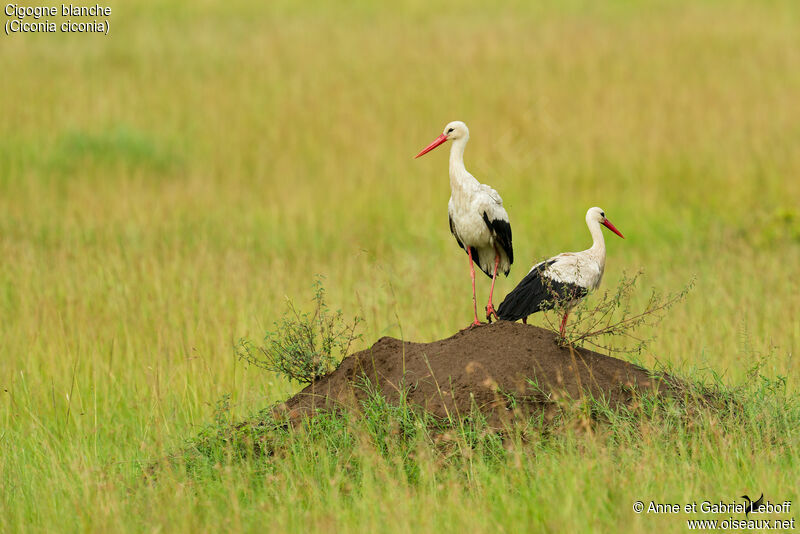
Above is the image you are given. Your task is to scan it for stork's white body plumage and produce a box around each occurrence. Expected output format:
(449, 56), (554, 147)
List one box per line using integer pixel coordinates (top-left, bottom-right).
(535, 217), (607, 290)
(447, 141), (512, 278)
(416, 121), (513, 325)
(497, 207), (624, 335)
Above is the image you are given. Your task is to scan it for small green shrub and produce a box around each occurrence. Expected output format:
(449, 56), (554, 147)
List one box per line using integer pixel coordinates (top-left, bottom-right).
(540, 271), (693, 353)
(237, 278), (362, 384)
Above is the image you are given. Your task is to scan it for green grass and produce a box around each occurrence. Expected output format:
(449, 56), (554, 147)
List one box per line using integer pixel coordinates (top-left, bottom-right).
(1, 0), (799, 532)
(45, 367), (800, 532)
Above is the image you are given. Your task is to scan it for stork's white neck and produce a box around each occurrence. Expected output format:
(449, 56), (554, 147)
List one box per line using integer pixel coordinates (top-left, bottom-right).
(587, 218), (607, 264)
(448, 137), (475, 193)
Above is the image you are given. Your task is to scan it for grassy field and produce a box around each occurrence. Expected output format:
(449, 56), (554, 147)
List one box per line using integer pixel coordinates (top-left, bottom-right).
(1, 0), (799, 532)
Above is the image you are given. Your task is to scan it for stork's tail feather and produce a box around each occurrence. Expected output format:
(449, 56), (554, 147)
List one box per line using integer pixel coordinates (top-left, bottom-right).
(497, 269), (551, 321)
(468, 247), (510, 279)
(478, 262), (511, 279)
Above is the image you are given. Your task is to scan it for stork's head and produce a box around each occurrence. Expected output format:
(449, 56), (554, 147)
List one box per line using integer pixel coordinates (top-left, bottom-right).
(415, 120), (469, 158)
(587, 207), (624, 238)
(442, 121), (469, 141)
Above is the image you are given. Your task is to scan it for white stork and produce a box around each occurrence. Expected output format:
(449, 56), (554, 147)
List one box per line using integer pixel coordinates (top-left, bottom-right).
(415, 121), (513, 326)
(497, 207), (624, 336)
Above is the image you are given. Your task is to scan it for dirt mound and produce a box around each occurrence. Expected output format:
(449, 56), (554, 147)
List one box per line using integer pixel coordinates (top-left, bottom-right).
(277, 321), (676, 425)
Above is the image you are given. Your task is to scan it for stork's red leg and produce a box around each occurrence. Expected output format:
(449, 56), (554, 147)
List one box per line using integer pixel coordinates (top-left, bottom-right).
(485, 253), (500, 321)
(522, 316), (527, 325)
(559, 311), (569, 337)
(467, 248), (481, 326)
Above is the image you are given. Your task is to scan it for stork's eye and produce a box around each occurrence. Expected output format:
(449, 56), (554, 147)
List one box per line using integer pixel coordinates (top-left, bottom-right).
(600, 212), (605, 217)
(447, 128), (454, 133)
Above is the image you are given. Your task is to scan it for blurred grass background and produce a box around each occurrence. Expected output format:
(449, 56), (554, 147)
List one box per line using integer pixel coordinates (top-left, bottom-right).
(1, 0), (798, 531)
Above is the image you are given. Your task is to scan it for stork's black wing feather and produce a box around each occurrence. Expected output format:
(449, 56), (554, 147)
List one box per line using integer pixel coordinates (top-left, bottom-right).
(497, 261), (587, 321)
(482, 212), (514, 270)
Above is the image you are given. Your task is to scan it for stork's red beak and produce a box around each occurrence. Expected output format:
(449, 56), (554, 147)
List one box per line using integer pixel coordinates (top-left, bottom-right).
(415, 134), (448, 158)
(603, 218), (625, 238)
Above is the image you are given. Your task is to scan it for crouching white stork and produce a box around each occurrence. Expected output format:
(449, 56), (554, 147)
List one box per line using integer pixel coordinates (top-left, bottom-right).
(415, 121), (513, 326)
(497, 207), (624, 336)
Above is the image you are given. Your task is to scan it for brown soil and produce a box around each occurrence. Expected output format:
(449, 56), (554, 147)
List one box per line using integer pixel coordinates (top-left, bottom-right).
(277, 321), (677, 426)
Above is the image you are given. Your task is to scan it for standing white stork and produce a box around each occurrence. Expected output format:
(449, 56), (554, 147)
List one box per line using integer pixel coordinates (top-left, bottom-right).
(415, 121), (513, 326)
(497, 207), (624, 336)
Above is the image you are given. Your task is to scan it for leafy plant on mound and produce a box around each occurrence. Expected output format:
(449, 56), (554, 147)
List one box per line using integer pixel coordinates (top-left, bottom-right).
(540, 271), (694, 353)
(237, 277), (363, 384)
